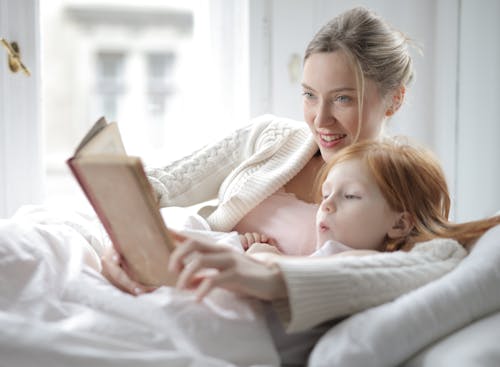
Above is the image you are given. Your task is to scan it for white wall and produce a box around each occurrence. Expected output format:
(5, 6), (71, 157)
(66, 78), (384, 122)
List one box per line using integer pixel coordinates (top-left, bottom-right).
(0, 0), (43, 218)
(455, 0), (500, 221)
(433, 0), (460, 219)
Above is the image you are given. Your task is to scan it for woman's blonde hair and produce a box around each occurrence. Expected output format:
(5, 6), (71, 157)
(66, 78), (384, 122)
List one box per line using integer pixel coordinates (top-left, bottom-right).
(316, 138), (500, 251)
(305, 7), (416, 140)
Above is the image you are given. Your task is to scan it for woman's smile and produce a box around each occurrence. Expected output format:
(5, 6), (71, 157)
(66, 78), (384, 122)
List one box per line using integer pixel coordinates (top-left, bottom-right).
(318, 132), (347, 148)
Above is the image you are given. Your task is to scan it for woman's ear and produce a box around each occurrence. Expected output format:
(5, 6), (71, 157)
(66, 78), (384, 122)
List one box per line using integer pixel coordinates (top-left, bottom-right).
(385, 86), (406, 116)
(387, 211), (413, 239)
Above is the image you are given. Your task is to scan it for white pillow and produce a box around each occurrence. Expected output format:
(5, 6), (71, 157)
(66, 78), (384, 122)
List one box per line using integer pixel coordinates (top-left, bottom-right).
(403, 310), (500, 367)
(309, 225), (500, 367)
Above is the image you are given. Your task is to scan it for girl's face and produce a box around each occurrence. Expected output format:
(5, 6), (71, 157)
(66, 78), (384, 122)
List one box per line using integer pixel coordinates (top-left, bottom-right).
(302, 51), (388, 162)
(316, 158), (400, 250)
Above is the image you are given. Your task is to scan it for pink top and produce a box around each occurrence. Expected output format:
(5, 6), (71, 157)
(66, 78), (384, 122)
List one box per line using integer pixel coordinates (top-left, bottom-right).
(233, 188), (319, 255)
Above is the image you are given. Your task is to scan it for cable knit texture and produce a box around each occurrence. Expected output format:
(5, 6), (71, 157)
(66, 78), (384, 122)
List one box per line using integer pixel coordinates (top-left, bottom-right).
(146, 114), (318, 231)
(273, 238), (467, 332)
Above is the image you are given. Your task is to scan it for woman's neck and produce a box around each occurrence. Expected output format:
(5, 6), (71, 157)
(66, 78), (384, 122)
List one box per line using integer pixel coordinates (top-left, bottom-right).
(284, 154), (325, 203)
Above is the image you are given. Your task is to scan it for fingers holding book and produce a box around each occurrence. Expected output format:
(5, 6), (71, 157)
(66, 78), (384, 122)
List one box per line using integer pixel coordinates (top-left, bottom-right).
(100, 234), (288, 303)
(101, 246), (157, 295)
(168, 238), (288, 302)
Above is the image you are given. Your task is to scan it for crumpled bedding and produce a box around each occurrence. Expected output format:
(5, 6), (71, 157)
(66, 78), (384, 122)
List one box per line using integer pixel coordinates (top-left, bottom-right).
(3, 204), (499, 367)
(0, 205), (280, 367)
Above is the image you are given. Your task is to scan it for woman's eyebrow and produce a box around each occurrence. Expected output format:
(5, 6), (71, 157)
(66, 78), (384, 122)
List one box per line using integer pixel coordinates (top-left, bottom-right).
(301, 83), (315, 90)
(301, 82), (356, 94)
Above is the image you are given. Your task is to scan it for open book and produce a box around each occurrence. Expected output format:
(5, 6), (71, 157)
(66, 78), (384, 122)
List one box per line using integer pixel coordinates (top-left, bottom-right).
(67, 117), (177, 287)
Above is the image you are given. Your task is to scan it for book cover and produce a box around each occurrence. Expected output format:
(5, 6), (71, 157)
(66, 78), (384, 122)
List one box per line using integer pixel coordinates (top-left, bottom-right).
(67, 117), (177, 286)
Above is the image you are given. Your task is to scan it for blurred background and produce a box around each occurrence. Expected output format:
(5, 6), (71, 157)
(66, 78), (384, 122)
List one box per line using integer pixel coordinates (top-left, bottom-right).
(1, 0), (499, 222)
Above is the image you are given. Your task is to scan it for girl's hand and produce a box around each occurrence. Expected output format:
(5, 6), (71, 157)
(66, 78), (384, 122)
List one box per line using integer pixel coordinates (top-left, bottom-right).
(239, 232), (278, 250)
(246, 242), (283, 255)
(101, 246), (156, 295)
(168, 238), (288, 302)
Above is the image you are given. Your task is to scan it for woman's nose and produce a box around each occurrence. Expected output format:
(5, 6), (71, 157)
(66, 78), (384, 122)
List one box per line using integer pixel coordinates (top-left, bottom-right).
(315, 101), (334, 128)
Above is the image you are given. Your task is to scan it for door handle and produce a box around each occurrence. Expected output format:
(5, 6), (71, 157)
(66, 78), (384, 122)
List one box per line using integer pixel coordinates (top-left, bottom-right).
(1, 38), (31, 76)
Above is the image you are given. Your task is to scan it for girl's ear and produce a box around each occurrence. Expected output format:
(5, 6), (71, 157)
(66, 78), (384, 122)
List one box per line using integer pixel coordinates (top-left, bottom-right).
(387, 211), (413, 239)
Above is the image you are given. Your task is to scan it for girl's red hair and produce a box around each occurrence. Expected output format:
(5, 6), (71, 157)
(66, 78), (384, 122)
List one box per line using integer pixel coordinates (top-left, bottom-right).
(316, 138), (500, 250)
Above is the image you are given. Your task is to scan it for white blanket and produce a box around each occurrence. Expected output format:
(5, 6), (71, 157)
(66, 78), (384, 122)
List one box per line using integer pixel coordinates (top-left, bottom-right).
(0, 205), (280, 367)
(3, 205), (499, 367)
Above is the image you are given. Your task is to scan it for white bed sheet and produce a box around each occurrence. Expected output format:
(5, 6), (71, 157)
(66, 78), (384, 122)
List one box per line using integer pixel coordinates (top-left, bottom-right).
(5, 205), (498, 367)
(0, 205), (280, 367)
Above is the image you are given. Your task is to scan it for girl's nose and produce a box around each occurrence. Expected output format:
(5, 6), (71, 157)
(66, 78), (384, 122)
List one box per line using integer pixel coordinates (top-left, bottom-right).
(321, 195), (336, 213)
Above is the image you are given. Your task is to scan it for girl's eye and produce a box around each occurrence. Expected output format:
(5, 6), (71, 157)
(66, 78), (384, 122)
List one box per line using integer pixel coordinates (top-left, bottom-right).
(344, 194), (360, 199)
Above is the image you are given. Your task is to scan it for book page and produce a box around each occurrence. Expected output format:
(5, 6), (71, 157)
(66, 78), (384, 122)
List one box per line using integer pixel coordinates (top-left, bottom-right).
(73, 117), (108, 153)
(75, 120), (126, 157)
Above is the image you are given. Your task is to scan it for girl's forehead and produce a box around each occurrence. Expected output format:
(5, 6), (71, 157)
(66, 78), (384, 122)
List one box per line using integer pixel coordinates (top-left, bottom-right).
(324, 158), (386, 198)
(325, 159), (369, 184)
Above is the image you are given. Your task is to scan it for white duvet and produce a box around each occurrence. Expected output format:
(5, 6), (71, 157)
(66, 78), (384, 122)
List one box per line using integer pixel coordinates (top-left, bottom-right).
(2, 205), (500, 367)
(0, 205), (280, 367)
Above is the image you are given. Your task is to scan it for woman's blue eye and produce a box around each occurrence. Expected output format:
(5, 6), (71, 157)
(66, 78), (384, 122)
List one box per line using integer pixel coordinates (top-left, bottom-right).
(336, 95), (351, 103)
(302, 91), (315, 99)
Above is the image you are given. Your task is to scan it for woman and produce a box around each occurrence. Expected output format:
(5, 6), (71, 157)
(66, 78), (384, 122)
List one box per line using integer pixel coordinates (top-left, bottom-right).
(102, 6), (419, 328)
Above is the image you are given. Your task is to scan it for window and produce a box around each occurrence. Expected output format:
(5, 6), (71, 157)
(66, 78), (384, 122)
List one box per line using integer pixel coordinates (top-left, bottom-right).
(41, 1), (198, 207)
(146, 52), (175, 118)
(39, 0), (251, 209)
(95, 52), (126, 121)
(2, 0), (275, 216)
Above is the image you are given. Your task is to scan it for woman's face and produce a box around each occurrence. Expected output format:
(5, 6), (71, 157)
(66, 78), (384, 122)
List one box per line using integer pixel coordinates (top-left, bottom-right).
(302, 51), (388, 162)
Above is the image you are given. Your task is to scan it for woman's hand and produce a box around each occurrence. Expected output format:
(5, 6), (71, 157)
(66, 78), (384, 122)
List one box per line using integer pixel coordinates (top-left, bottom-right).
(101, 246), (156, 295)
(168, 239), (288, 302)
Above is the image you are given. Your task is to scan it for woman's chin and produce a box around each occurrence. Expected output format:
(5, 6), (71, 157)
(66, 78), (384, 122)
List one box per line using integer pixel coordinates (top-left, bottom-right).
(319, 146), (344, 161)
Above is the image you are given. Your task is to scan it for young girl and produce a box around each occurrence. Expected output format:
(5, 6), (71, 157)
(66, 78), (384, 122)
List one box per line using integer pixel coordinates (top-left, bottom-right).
(315, 138), (500, 253)
(241, 137), (500, 257)
(170, 138), (500, 323)
(171, 137), (500, 365)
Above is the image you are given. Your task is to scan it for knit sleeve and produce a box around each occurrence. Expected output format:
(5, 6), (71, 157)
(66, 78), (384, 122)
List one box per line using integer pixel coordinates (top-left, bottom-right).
(145, 115), (275, 207)
(272, 238), (467, 332)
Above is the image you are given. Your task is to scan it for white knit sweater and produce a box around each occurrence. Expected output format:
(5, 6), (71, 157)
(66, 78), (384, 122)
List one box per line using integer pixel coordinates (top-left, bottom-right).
(146, 114), (318, 232)
(273, 238), (467, 332)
